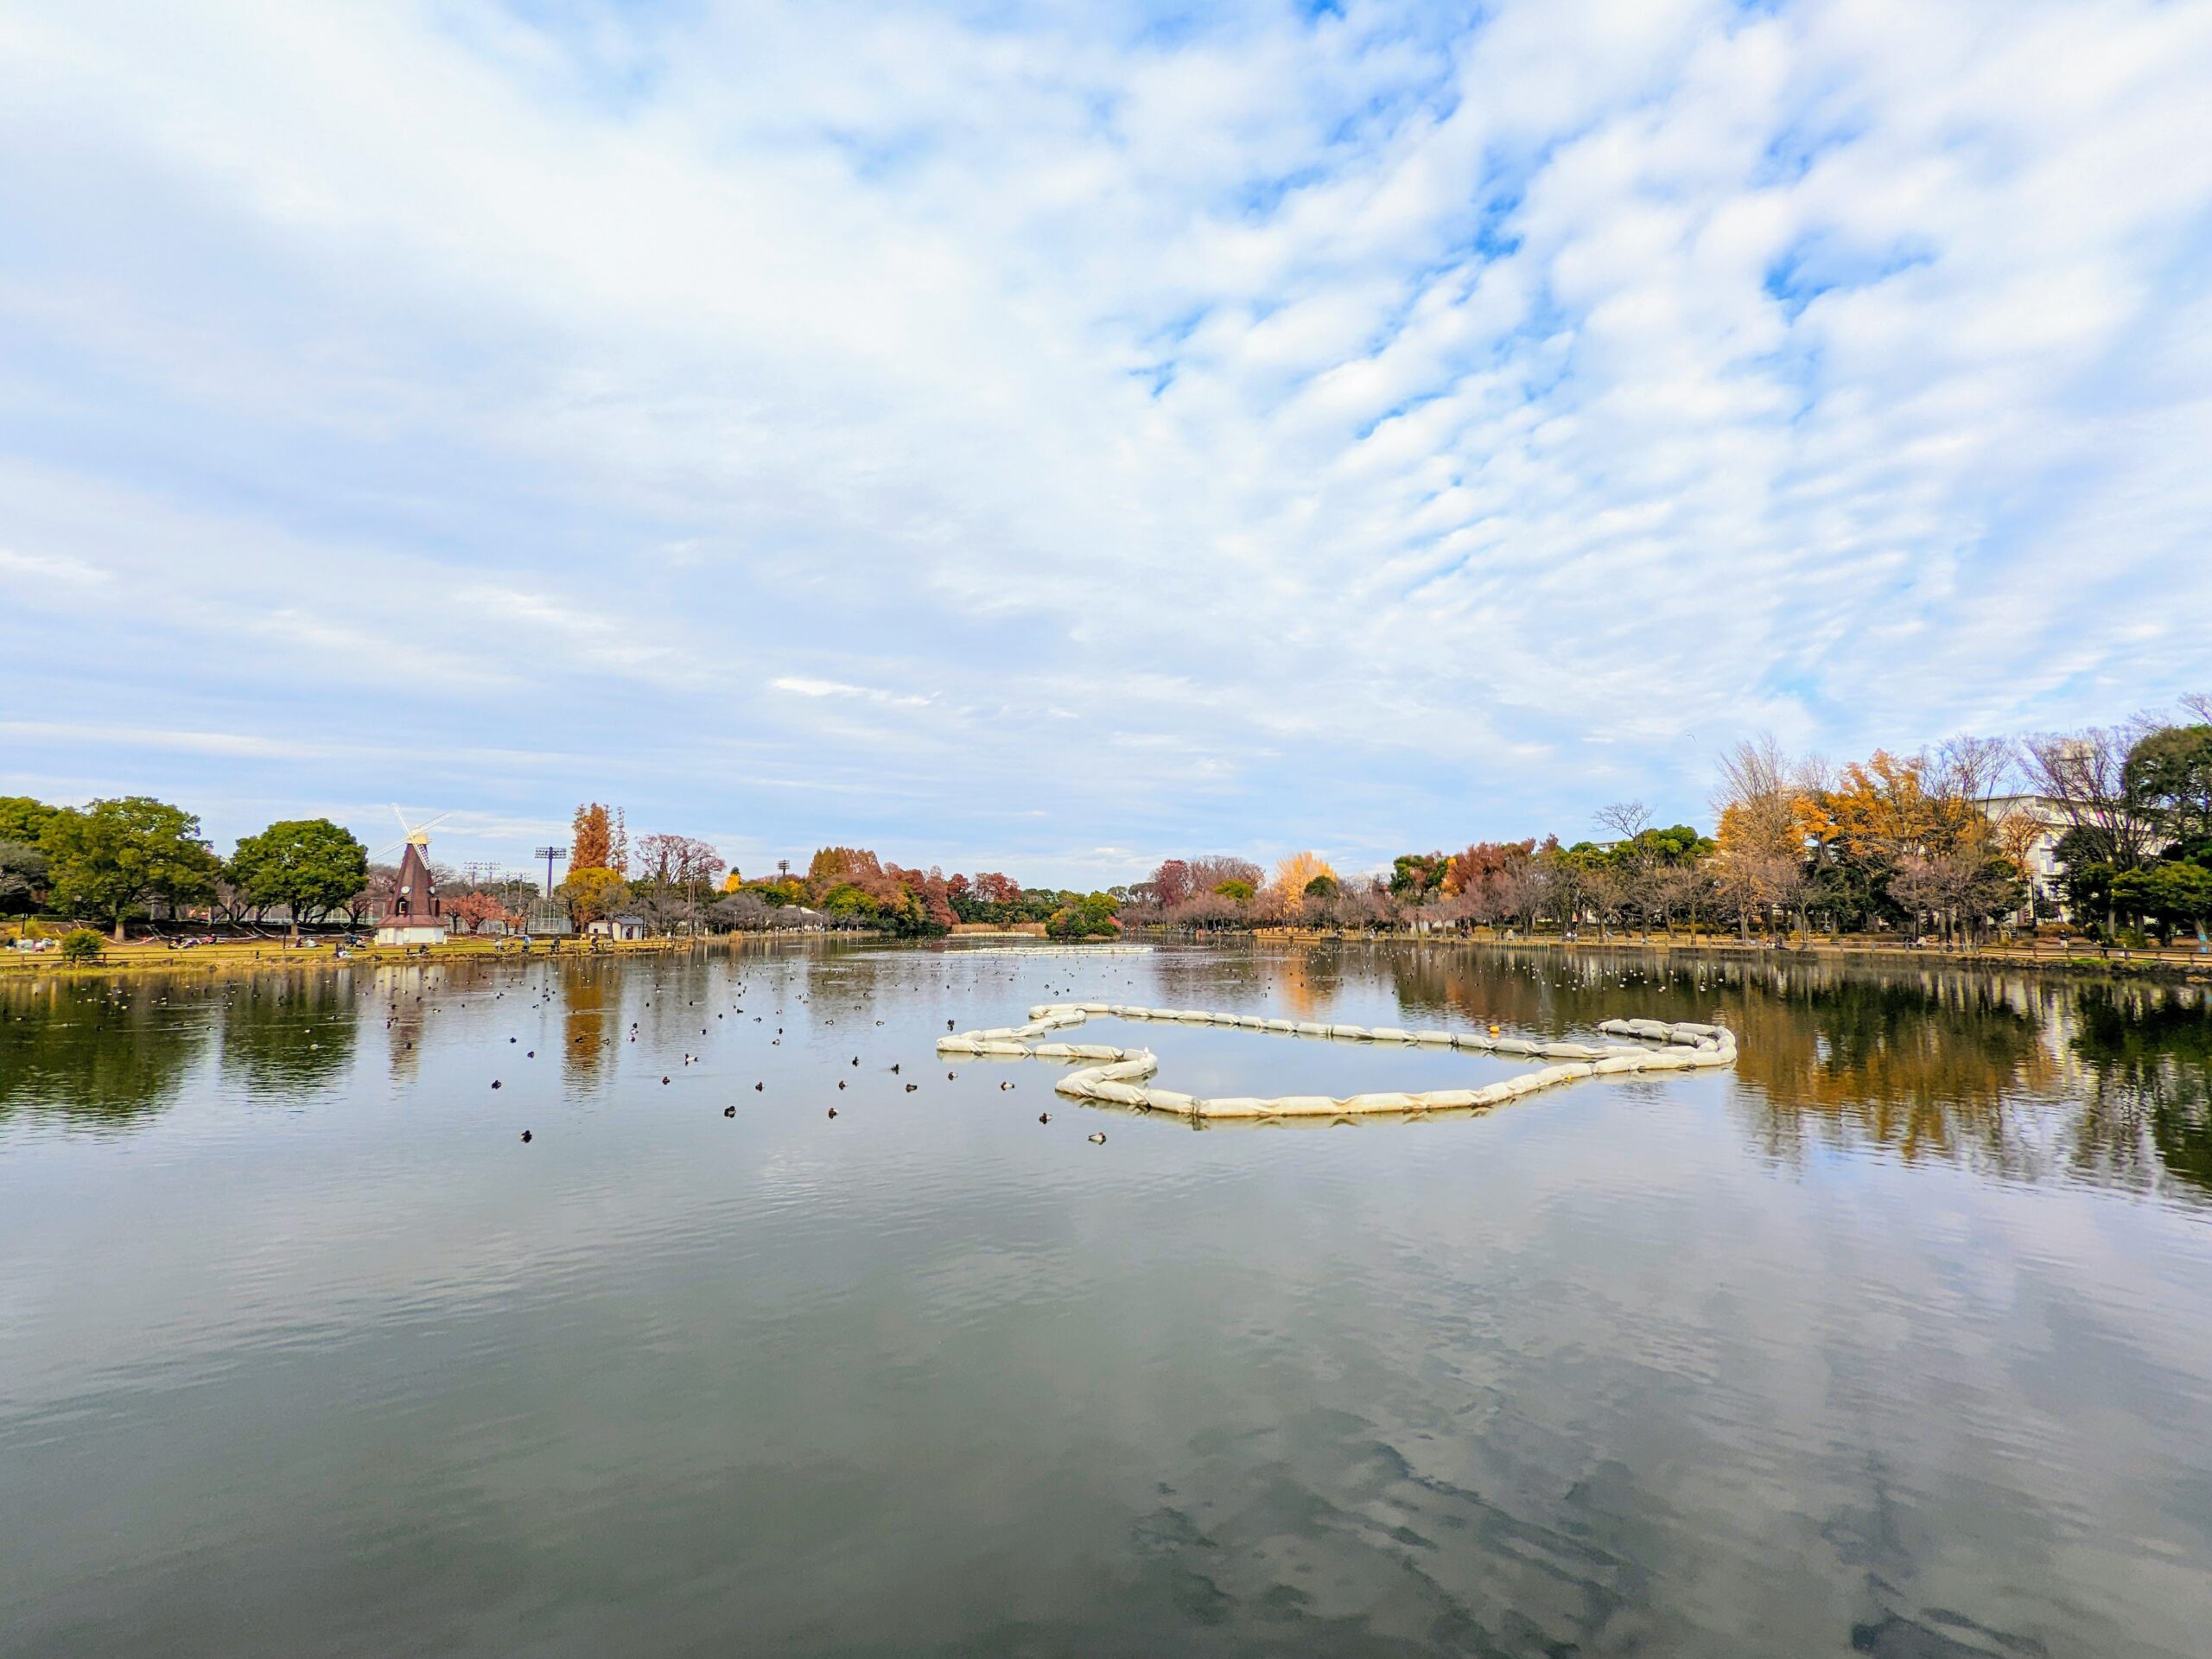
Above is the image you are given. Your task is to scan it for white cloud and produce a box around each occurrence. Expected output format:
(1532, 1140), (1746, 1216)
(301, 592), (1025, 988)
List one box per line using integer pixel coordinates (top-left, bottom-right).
(770, 677), (932, 709)
(0, 547), (111, 588)
(1, 0), (2207, 878)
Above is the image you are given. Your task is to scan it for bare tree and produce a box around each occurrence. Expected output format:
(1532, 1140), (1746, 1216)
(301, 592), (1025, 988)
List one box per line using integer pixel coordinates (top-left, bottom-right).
(1713, 734), (1813, 940)
(1936, 734), (2012, 813)
(1713, 734), (1795, 830)
(1889, 855), (1948, 944)
(1165, 889), (1240, 932)
(1659, 858), (1717, 941)
(634, 833), (728, 935)
(1188, 855), (1264, 893)
(1597, 799), (1659, 936)
(1595, 799), (1653, 842)
(2018, 725), (2156, 935)
(1492, 859), (1552, 936)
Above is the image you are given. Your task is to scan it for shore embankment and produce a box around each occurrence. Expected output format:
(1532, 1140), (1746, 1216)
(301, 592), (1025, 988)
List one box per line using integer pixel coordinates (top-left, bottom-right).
(8, 924), (2207, 985)
(0, 931), (773, 982)
(1223, 926), (2212, 982)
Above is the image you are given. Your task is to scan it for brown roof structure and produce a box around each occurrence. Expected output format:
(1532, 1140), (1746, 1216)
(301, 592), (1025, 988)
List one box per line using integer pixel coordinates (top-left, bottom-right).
(389, 840), (442, 921)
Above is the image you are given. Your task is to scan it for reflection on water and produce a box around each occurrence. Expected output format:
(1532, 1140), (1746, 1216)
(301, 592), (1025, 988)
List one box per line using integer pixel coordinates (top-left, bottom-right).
(560, 957), (619, 1085)
(2073, 982), (2212, 1194)
(2, 940), (2209, 1658)
(0, 976), (209, 1127)
(219, 970), (359, 1099)
(1376, 945), (2212, 1198)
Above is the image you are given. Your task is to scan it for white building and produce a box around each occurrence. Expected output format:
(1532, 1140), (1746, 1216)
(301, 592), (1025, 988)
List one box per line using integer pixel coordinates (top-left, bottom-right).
(1978, 794), (2171, 923)
(1980, 794), (2069, 918)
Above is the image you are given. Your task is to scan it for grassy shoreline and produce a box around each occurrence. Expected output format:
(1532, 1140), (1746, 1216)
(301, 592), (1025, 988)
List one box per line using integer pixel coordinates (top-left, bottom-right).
(6, 922), (2207, 986)
(1224, 926), (2212, 982)
(0, 931), (758, 980)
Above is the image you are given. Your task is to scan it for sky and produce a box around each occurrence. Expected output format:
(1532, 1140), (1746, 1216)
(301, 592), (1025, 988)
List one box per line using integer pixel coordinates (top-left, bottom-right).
(2, 0), (2209, 886)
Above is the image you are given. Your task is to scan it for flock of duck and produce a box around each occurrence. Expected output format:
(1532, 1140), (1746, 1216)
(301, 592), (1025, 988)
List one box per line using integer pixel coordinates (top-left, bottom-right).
(48, 955), (1726, 1145)
(491, 969), (1153, 1147)
(24, 952), (1736, 1152)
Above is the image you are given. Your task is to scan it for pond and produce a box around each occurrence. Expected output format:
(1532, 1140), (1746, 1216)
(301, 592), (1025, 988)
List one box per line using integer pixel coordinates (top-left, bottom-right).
(3, 940), (2209, 1657)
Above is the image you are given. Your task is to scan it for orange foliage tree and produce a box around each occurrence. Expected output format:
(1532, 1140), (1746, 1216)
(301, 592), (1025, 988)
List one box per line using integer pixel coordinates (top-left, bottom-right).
(806, 846), (899, 902)
(558, 865), (630, 925)
(1710, 736), (1814, 939)
(1258, 851), (1338, 921)
(1811, 740), (2015, 944)
(1821, 749), (1993, 864)
(571, 804), (614, 873)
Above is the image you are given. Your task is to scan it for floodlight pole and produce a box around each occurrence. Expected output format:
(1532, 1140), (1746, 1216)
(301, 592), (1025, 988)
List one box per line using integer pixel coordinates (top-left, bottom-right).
(535, 846), (568, 897)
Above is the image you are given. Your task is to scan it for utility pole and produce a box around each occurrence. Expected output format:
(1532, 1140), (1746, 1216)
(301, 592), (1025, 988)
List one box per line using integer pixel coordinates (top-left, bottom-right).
(535, 846), (568, 897)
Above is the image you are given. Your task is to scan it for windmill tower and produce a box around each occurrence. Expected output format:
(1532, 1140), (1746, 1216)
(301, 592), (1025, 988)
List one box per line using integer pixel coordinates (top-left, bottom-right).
(374, 806), (454, 947)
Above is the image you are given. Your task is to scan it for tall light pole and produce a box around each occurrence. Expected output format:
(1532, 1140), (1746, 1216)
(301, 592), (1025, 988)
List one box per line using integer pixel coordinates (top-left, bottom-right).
(535, 846), (568, 897)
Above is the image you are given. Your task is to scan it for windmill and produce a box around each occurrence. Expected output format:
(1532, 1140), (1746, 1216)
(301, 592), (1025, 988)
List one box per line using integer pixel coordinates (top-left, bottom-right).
(372, 806), (454, 942)
(374, 804), (454, 864)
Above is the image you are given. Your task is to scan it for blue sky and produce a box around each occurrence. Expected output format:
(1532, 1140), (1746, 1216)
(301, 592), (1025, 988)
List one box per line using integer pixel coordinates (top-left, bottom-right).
(3, 0), (2208, 884)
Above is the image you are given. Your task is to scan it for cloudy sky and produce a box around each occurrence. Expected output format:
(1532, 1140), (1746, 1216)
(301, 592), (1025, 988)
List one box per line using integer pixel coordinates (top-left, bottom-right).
(2, 0), (2207, 883)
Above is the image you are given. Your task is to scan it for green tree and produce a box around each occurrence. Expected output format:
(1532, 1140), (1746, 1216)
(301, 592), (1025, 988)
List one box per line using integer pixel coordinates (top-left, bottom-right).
(0, 796), (60, 846)
(0, 840), (48, 925)
(41, 798), (221, 941)
(2111, 861), (2212, 946)
(1389, 853), (1447, 899)
(2056, 844), (2119, 938)
(819, 882), (879, 925)
(1046, 892), (1122, 939)
(2125, 724), (2212, 844)
(229, 818), (369, 937)
(1632, 824), (1714, 864)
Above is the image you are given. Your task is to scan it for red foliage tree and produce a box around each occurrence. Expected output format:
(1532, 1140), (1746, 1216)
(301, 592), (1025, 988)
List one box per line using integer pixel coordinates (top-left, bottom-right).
(887, 863), (959, 929)
(1149, 859), (1195, 908)
(447, 890), (508, 934)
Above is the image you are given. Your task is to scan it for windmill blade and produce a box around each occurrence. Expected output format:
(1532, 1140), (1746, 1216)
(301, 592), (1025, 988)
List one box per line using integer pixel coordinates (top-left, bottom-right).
(414, 811), (455, 838)
(371, 837), (408, 861)
(391, 804), (416, 838)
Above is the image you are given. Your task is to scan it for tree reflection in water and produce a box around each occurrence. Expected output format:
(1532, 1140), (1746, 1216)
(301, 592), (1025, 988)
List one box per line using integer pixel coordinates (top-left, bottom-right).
(219, 969), (359, 1099)
(562, 958), (620, 1084)
(3, 945), (2208, 1200)
(0, 976), (210, 1128)
(2070, 982), (2212, 1196)
(1726, 971), (2060, 1175)
(1376, 944), (2210, 1199)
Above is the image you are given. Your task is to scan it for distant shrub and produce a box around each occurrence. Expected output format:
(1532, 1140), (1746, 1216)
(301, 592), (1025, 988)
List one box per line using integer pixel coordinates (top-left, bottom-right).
(1046, 893), (1122, 940)
(60, 927), (105, 963)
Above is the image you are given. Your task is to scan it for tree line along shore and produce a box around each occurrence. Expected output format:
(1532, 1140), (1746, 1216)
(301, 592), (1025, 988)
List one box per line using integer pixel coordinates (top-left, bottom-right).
(3, 699), (2206, 968)
(1130, 702), (2210, 954)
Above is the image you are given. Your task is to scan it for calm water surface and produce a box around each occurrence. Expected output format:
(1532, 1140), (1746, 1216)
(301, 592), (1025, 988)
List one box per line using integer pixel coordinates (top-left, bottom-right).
(3, 940), (2210, 1657)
